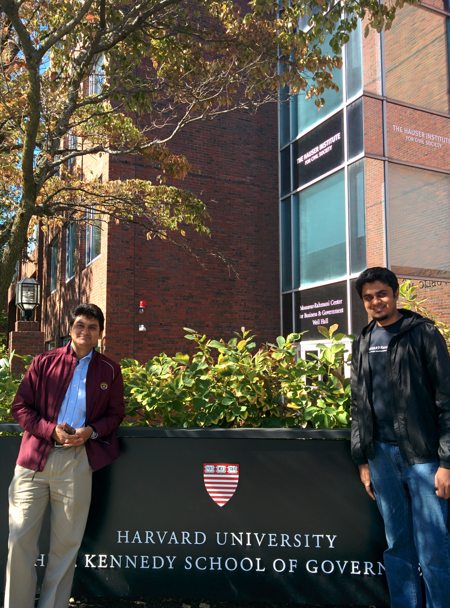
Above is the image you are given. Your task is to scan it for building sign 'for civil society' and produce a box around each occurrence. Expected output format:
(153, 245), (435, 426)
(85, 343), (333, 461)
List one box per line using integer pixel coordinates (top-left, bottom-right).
(293, 111), (344, 188)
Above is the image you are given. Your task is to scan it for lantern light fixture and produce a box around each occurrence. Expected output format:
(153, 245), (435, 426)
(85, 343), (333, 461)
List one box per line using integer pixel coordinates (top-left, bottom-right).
(16, 277), (41, 321)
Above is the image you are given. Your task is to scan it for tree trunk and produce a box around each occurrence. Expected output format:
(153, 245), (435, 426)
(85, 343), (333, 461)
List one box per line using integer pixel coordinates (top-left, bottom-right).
(0, 206), (34, 311)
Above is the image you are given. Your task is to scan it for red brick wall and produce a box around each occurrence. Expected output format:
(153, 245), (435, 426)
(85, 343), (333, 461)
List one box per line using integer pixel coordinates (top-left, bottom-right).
(364, 158), (386, 268)
(399, 277), (450, 326)
(38, 222), (110, 352)
(383, 4), (449, 114)
(386, 104), (450, 170)
(8, 321), (45, 375)
(13, 106), (278, 363)
(105, 105), (279, 361)
(364, 96), (384, 157)
(361, 3), (450, 326)
(362, 19), (382, 95)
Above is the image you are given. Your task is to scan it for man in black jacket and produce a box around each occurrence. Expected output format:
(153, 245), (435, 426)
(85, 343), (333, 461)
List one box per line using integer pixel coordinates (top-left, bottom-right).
(351, 267), (450, 608)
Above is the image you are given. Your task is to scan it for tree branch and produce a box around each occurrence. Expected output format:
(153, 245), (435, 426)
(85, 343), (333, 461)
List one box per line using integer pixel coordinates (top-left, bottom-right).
(38, 1), (96, 57)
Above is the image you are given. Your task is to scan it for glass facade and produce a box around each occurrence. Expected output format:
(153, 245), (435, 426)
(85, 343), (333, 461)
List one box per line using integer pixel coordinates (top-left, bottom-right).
(280, 5), (450, 340)
(298, 171), (346, 286)
(293, 35), (344, 137)
(346, 98), (363, 159)
(345, 19), (363, 99)
(280, 19), (365, 340)
(294, 77), (343, 137)
(279, 87), (290, 149)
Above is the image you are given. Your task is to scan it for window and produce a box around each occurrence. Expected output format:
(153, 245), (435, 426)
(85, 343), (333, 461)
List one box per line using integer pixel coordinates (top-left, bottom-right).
(345, 19), (362, 99)
(295, 78), (343, 137)
(388, 165), (450, 279)
(293, 7), (345, 134)
(27, 224), (39, 256)
(281, 198), (292, 291)
(65, 222), (76, 281)
(289, 15), (363, 139)
(49, 238), (58, 292)
(87, 54), (105, 96)
(346, 98), (363, 160)
(290, 95), (299, 141)
(282, 293), (294, 336)
(279, 86), (291, 147)
(85, 209), (101, 265)
(348, 160), (366, 273)
(66, 133), (77, 171)
(299, 170), (346, 286)
(280, 147), (291, 196)
(294, 33), (344, 136)
(292, 195), (300, 288)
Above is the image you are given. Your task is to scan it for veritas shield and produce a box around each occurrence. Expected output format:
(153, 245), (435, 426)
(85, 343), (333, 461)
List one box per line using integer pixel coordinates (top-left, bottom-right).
(203, 463), (240, 507)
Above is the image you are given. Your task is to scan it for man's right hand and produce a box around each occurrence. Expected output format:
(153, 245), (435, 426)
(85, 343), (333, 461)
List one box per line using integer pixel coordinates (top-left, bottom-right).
(52, 423), (75, 445)
(358, 464), (376, 500)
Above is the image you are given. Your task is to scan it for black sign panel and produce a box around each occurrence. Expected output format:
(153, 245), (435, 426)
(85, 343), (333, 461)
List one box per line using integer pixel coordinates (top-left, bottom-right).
(0, 429), (388, 606)
(295, 282), (348, 339)
(293, 111), (344, 189)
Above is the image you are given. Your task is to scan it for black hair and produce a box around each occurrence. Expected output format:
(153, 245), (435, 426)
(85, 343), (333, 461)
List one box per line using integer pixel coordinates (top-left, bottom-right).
(355, 267), (399, 299)
(69, 303), (104, 332)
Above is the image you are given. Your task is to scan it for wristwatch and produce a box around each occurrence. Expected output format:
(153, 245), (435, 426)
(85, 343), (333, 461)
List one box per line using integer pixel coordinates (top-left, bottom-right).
(89, 425), (99, 440)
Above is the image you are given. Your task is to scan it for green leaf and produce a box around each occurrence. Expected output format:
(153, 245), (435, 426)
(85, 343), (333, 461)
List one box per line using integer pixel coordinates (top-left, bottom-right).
(276, 336), (286, 348)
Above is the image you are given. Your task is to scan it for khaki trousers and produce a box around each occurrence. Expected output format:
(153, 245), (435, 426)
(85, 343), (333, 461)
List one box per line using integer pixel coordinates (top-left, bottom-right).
(4, 446), (92, 608)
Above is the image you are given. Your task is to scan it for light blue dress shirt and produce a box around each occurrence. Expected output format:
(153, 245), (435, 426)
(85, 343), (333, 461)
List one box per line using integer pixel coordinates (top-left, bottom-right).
(57, 349), (93, 429)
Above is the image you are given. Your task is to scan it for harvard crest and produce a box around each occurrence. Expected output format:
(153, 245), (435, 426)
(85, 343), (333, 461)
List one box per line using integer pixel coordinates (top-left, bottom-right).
(203, 463), (240, 507)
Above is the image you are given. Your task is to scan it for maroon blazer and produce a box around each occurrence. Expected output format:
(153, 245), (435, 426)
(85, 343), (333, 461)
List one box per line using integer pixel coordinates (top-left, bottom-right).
(12, 343), (125, 472)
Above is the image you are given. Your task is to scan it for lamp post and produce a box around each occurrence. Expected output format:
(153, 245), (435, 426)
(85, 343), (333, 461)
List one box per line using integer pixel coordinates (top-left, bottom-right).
(16, 277), (41, 321)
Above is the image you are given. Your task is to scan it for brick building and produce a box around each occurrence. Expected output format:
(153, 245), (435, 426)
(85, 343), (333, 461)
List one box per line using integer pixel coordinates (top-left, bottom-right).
(280, 0), (450, 351)
(8, 105), (279, 363)
(7, 1), (450, 362)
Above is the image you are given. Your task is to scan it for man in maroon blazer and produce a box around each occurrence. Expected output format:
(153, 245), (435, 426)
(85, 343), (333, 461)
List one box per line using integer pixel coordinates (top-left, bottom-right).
(3, 303), (125, 608)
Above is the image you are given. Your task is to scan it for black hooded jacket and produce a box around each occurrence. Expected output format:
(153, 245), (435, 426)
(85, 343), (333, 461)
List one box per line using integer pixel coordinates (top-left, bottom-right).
(351, 309), (450, 468)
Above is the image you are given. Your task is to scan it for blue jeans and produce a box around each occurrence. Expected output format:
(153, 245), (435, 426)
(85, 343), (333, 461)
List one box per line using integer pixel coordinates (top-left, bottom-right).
(369, 442), (450, 608)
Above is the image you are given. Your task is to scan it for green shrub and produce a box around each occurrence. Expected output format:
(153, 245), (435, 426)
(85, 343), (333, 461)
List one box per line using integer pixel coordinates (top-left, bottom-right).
(122, 325), (352, 429)
(122, 281), (449, 429)
(399, 280), (450, 349)
(0, 281), (447, 431)
(0, 347), (21, 424)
